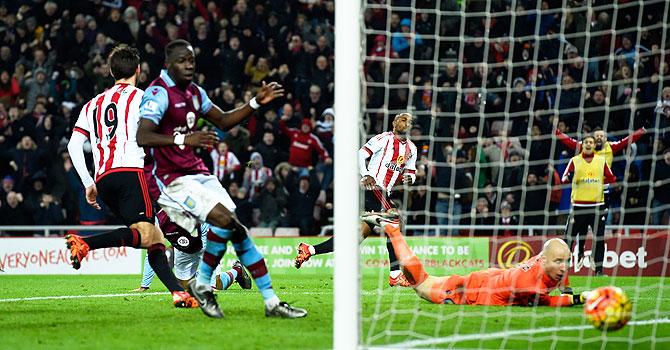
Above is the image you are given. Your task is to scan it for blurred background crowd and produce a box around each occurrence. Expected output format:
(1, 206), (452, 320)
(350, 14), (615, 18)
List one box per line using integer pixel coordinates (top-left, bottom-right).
(0, 0), (669, 236)
(364, 0), (670, 234)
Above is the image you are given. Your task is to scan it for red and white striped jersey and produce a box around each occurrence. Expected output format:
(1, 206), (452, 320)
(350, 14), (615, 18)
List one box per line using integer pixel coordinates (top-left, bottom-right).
(210, 148), (241, 181)
(361, 131), (417, 194)
(73, 83), (144, 180)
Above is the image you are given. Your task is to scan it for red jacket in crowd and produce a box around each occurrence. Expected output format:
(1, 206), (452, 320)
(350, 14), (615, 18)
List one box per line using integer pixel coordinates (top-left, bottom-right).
(279, 118), (330, 167)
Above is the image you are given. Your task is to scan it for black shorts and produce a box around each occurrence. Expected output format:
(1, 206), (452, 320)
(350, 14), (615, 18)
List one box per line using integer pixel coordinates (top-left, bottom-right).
(364, 187), (402, 212)
(163, 228), (203, 254)
(156, 210), (203, 254)
(96, 168), (155, 226)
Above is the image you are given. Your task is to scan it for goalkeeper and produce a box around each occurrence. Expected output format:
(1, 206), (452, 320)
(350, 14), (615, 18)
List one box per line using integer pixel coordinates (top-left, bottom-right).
(362, 211), (588, 307)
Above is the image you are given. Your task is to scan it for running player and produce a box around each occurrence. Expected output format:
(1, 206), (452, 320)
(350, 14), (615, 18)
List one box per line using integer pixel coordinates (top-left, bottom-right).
(362, 211), (589, 306)
(137, 39), (306, 319)
(294, 112), (417, 287)
(66, 44), (196, 308)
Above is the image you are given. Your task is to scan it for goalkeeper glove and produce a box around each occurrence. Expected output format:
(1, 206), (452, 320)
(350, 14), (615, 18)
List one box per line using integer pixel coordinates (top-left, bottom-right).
(560, 286), (573, 295)
(571, 291), (593, 305)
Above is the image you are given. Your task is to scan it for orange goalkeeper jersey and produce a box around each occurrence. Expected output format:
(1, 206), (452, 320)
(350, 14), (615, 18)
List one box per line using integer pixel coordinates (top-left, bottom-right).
(437, 255), (573, 307)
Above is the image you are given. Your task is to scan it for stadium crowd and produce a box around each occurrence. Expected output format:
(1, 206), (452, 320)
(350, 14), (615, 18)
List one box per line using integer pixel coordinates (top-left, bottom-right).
(0, 0), (669, 236)
(364, 0), (670, 233)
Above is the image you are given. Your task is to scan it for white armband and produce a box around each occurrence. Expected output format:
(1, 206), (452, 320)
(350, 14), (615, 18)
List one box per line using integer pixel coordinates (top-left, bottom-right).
(249, 97), (261, 110)
(174, 134), (185, 146)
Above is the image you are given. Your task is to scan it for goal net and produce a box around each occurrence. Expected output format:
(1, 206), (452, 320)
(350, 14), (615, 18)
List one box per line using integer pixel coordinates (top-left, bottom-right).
(353, 0), (670, 348)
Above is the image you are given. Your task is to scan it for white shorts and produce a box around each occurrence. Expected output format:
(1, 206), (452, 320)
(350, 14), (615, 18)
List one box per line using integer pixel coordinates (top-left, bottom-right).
(157, 174), (236, 233)
(173, 248), (202, 280)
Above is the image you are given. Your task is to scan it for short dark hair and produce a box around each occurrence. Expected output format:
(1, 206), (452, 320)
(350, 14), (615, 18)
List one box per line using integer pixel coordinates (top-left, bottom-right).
(108, 44), (139, 80)
(582, 134), (595, 142)
(165, 39), (191, 61)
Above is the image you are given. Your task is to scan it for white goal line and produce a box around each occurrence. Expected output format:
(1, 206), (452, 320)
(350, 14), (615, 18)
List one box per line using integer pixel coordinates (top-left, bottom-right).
(370, 318), (670, 349)
(0, 290), (392, 303)
(0, 290), (658, 303)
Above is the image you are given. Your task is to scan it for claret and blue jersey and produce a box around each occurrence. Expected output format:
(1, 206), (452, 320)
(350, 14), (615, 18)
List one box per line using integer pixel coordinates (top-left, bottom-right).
(139, 69), (214, 187)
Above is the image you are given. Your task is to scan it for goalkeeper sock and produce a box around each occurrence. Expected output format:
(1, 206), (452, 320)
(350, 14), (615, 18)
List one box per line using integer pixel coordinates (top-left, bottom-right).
(386, 238), (401, 272)
(313, 237), (333, 255)
(147, 243), (183, 292)
(196, 227), (230, 289)
(83, 228), (141, 249)
(383, 225), (429, 286)
(233, 235), (277, 305)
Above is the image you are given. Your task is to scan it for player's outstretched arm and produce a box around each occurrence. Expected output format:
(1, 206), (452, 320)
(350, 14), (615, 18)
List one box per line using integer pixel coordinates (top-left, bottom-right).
(554, 128), (579, 151)
(136, 119), (219, 148)
(204, 81), (284, 130)
(537, 290), (592, 307)
(609, 127), (646, 154)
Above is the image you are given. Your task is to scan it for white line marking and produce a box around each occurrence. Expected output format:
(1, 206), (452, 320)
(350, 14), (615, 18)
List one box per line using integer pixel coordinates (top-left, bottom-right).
(0, 289), (418, 303)
(374, 317), (670, 348)
(0, 292), (170, 303)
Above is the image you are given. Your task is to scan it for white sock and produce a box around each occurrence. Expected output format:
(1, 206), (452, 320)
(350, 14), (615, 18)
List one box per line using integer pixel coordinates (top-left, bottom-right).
(389, 270), (402, 278)
(308, 244), (315, 255)
(265, 295), (280, 309)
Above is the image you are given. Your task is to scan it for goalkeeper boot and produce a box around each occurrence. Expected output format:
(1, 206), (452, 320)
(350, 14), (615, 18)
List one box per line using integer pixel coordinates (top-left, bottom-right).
(360, 211), (400, 229)
(233, 260), (252, 289)
(187, 279), (224, 318)
(172, 291), (199, 309)
(294, 243), (313, 269)
(65, 234), (89, 270)
(265, 301), (308, 318)
(389, 272), (412, 287)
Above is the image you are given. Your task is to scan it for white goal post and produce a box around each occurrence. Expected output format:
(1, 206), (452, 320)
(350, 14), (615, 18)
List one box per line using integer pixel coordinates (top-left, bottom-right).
(333, 0), (362, 349)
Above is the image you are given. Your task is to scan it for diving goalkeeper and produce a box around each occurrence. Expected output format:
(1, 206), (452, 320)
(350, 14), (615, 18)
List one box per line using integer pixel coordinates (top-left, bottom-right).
(362, 211), (589, 306)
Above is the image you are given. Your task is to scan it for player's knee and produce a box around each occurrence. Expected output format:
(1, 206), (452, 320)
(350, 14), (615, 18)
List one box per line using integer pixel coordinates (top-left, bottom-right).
(206, 206), (235, 228)
(132, 222), (162, 247)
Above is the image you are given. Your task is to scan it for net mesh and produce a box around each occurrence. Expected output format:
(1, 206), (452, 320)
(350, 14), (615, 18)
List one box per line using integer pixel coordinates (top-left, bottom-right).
(359, 0), (670, 348)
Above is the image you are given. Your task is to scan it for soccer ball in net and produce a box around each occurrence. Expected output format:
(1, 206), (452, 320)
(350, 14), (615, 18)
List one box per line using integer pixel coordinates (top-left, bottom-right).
(584, 286), (633, 331)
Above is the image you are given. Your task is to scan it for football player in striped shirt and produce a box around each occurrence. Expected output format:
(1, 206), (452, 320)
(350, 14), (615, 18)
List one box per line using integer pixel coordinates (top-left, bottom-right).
(294, 112), (418, 287)
(66, 44), (197, 308)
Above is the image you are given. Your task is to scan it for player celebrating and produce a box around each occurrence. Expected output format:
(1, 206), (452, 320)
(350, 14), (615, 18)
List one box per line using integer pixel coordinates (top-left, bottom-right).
(137, 39), (306, 319)
(555, 125), (645, 269)
(561, 135), (616, 275)
(294, 112), (417, 287)
(135, 209), (252, 292)
(555, 127), (646, 167)
(66, 44), (197, 308)
(362, 211), (589, 306)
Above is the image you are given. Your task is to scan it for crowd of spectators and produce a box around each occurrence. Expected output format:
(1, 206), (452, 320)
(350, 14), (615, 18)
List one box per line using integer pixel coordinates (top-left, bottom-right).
(0, 0), (336, 236)
(364, 0), (670, 234)
(0, 0), (669, 237)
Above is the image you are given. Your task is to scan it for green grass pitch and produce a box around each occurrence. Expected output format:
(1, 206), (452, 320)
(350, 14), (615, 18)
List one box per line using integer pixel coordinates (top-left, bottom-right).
(0, 273), (668, 349)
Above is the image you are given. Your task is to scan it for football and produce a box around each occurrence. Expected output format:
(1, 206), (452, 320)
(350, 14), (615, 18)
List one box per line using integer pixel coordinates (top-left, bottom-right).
(584, 286), (633, 331)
